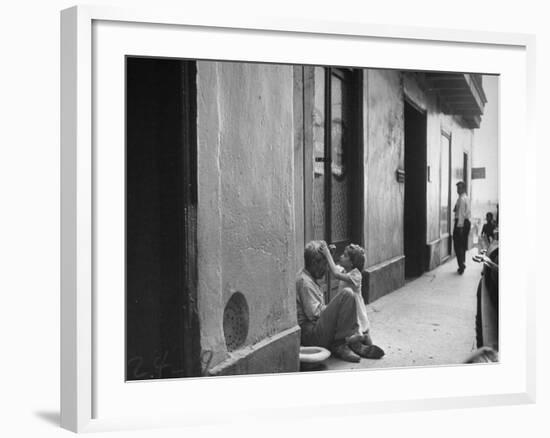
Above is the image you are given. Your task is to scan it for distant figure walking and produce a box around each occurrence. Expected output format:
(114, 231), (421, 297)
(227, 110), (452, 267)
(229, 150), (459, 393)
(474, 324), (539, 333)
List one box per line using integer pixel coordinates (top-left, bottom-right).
(453, 181), (471, 275)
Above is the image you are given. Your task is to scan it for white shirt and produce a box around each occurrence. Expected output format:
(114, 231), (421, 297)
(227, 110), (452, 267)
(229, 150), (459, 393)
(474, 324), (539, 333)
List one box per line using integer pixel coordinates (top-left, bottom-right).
(454, 193), (471, 227)
(336, 267), (370, 333)
(296, 269), (326, 326)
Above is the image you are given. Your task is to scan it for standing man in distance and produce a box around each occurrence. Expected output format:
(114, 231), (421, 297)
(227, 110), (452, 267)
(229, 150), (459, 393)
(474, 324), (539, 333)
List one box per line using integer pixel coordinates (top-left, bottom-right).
(453, 180), (471, 274)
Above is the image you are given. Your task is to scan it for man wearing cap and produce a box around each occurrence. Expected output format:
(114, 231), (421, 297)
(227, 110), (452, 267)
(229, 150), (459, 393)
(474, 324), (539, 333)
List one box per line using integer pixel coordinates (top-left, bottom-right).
(453, 180), (471, 274)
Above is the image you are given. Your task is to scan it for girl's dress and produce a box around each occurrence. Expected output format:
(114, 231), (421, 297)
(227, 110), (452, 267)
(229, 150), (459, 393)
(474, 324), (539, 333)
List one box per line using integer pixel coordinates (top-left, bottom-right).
(336, 266), (370, 333)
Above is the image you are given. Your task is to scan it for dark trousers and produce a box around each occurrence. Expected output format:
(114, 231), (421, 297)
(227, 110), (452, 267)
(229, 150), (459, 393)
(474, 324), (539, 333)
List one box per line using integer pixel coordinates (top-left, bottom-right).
(300, 289), (359, 348)
(453, 218), (471, 270)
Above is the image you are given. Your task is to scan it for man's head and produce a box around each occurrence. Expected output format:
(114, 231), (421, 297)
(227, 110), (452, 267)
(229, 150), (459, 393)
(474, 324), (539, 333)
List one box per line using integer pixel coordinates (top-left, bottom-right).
(456, 181), (466, 195)
(486, 212), (494, 222)
(304, 241), (327, 280)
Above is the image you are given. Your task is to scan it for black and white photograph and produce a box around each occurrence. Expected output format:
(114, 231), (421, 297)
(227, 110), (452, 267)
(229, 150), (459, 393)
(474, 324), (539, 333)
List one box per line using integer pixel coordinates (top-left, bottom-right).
(3, 0), (547, 436)
(125, 57), (499, 380)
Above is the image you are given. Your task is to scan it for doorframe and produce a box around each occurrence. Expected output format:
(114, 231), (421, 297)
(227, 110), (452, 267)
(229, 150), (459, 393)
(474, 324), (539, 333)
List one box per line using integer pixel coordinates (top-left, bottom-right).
(322, 67), (364, 249)
(302, 67), (363, 247)
(124, 59), (201, 379)
(180, 61), (201, 377)
(300, 66), (364, 300)
(463, 151), (469, 193)
(440, 129), (452, 259)
(403, 97), (428, 278)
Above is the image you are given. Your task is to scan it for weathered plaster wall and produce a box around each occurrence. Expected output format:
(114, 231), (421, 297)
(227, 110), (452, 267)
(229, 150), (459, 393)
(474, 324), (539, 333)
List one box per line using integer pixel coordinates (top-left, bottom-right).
(196, 62), (297, 372)
(364, 69), (404, 267)
(404, 74), (474, 247)
(293, 66), (305, 275)
(446, 116), (473, 200)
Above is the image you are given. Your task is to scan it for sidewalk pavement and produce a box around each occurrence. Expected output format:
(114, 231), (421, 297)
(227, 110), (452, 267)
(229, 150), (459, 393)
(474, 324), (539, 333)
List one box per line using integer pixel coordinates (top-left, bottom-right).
(323, 249), (482, 371)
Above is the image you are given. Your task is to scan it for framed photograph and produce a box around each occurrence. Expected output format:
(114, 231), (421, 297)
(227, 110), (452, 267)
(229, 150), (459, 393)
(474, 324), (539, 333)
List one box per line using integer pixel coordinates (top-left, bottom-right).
(61, 5), (536, 433)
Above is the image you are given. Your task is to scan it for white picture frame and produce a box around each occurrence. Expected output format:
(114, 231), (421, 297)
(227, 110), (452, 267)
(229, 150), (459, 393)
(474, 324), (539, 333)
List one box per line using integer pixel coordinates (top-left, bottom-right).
(61, 4), (536, 433)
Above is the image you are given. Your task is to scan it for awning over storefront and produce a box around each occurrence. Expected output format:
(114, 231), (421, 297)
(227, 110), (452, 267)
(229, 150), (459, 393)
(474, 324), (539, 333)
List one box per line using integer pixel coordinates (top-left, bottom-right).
(426, 73), (487, 128)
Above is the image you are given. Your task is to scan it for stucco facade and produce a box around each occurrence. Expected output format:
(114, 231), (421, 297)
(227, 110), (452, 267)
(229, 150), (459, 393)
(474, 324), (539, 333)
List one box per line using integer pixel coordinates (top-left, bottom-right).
(196, 62), (300, 375)
(362, 70), (406, 301)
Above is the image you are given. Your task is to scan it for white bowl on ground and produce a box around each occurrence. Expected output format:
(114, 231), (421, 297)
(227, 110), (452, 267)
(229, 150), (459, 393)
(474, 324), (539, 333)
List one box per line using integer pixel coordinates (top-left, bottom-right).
(299, 346), (331, 364)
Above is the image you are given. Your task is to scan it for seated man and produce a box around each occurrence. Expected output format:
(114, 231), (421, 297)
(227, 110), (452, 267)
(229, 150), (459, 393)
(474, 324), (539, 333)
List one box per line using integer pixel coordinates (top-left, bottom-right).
(296, 240), (384, 362)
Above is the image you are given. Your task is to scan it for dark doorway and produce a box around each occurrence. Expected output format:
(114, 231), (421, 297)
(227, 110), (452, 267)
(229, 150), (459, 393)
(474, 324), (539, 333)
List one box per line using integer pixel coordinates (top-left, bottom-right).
(404, 101), (427, 278)
(463, 152), (469, 192)
(126, 57), (200, 380)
